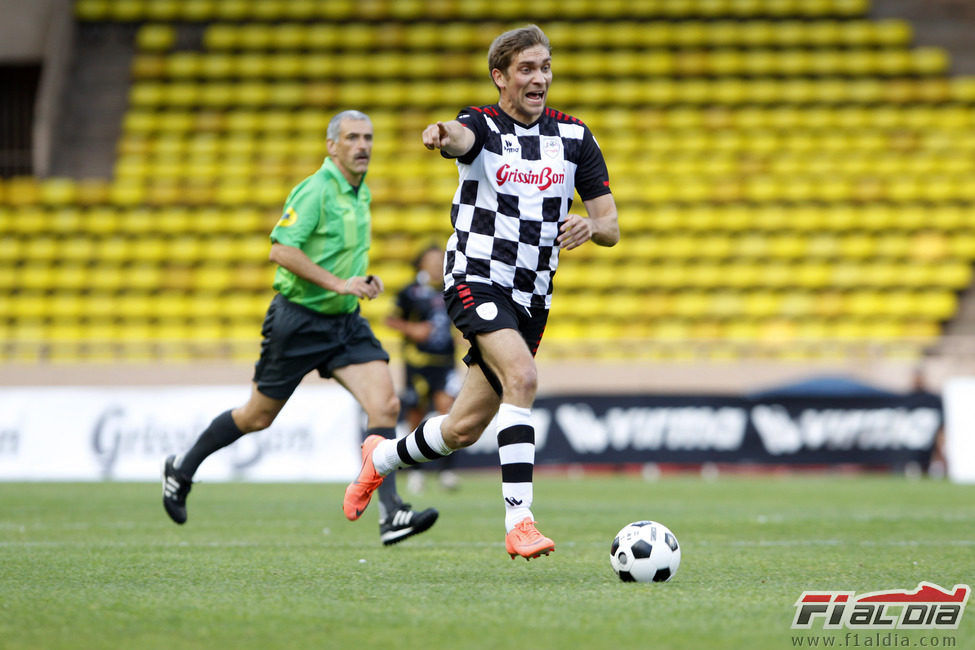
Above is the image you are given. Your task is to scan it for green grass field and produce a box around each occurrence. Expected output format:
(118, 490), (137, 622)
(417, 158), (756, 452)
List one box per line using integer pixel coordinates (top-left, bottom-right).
(2, 473), (973, 650)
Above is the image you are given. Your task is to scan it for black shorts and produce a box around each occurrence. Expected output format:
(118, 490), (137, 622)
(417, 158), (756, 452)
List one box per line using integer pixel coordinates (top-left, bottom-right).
(444, 281), (548, 396)
(253, 293), (390, 400)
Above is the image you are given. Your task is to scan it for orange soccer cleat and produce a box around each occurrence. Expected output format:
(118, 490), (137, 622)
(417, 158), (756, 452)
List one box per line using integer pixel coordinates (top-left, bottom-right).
(343, 434), (386, 521)
(505, 517), (555, 560)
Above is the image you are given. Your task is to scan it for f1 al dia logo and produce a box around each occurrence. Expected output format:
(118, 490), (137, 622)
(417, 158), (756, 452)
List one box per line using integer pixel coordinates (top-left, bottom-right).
(792, 582), (970, 630)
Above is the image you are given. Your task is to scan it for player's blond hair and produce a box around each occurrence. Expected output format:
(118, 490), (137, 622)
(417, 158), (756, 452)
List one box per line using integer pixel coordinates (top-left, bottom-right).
(487, 25), (551, 89)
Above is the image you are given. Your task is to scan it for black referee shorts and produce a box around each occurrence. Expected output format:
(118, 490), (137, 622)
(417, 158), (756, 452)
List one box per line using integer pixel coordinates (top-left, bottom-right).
(253, 293), (390, 400)
(444, 281), (548, 396)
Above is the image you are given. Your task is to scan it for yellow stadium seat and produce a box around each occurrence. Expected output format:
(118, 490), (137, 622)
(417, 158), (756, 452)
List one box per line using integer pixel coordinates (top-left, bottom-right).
(51, 264), (90, 291)
(136, 23), (176, 51)
(165, 82), (202, 107)
(83, 294), (116, 321)
(222, 293), (268, 320)
(285, 1), (321, 20)
(708, 291), (744, 318)
(181, 0), (218, 21)
(49, 293), (88, 321)
(105, 0), (143, 21)
(0, 239), (20, 267)
(60, 238), (96, 263)
(234, 24), (272, 50)
(209, 0), (249, 20)
(113, 58), (155, 87)
(721, 262), (762, 290)
(267, 54), (304, 78)
(113, 292), (154, 320)
(912, 47), (949, 75)
(939, 263), (974, 289)
(23, 237), (58, 262)
(914, 291), (958, 320)
(724, 318), (761, 342)
(39, 179), (78, 206)
(742, 291), (782, 318)
(166, 52), (201, 79)
(203, 24), (238, 50)
(195, 53), (233, 78)
(302, 24), (338, 49)
(75, 0), (110, 21)
(166, 237), (201, 263)
(249, 0), (288, 20)
(11, 293), (48, 320)
(157, 111), (195, 133)
(873, 19), (912, 46)
(129, 82), (164, 108)
(88, 267), (125, 292)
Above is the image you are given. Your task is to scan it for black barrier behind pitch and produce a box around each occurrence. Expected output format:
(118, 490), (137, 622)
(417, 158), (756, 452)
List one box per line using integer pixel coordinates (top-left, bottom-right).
(449, 392), (942, 469)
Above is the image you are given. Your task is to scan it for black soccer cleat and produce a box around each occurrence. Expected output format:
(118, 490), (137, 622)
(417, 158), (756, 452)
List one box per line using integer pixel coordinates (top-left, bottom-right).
(379, 504), (439, 546)
(162, 455), (192, 525)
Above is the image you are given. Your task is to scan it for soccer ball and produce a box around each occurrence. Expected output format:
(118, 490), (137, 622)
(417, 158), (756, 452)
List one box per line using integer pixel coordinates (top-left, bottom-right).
(609, 520), (681, 583)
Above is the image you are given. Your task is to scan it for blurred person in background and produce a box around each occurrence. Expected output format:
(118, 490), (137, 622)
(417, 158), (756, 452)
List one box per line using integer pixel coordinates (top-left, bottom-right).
(343, 25), (620, 560)
(162, 110), (438, 546)
(909, 366), (946, 478)
(385, 244), (462, 494)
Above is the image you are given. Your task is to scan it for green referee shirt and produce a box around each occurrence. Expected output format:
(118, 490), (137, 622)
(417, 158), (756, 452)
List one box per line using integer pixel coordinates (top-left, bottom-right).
(270, 157), (372, 315)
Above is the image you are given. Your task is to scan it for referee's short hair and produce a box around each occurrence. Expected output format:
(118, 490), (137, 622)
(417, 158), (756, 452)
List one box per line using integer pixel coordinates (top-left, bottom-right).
(327, 110), (371, 141)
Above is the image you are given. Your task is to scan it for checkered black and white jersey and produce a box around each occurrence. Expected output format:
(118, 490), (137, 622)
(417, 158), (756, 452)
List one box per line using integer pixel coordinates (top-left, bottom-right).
(443, 104), (612, 310)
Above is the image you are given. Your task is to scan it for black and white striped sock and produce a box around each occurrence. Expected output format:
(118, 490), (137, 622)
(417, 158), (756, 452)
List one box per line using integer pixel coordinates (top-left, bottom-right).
(497, 403), (534, 532)
(373, 415), (452, 474)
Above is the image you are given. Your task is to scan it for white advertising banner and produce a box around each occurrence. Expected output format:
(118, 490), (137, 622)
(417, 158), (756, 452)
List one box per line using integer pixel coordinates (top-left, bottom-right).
(0, 385), (363, 482)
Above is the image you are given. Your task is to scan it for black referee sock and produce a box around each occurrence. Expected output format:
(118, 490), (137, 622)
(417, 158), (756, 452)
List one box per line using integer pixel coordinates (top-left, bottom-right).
(369, 427), (402, 522)
(176, 409), (245, 480)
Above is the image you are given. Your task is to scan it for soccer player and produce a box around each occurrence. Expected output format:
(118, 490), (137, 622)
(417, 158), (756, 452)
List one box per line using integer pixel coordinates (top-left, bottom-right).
(162, 110), (438, 546)
(343, 26), (620, 560)
(385, 244), (461, 493)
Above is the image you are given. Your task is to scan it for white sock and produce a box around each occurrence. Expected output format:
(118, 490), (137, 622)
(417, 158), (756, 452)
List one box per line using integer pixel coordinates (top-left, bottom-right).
(372, 415), (450, 475)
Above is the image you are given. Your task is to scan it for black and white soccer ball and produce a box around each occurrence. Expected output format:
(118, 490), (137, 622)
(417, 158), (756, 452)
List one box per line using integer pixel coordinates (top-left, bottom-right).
(609, 520), (681, 583)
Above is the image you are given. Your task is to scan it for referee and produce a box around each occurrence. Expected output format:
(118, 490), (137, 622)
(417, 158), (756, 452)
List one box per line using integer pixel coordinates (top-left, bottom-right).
(163, 110), (438, 546)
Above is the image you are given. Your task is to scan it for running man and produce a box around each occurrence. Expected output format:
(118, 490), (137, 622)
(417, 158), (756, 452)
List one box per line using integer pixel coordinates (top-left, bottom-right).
(163, 110), (438, 546)
(343, 26), (619, 559)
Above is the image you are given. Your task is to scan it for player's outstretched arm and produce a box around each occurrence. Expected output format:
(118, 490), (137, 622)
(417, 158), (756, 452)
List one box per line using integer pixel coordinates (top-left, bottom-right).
(558, 194), (620, 250)
(269, 243), (382, 299)
(421, 120), (475, 158)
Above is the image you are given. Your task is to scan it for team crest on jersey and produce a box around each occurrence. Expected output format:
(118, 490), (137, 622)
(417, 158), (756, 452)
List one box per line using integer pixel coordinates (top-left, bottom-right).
(542, 136), (562, 159)
(502, 134), (521, 155)
(276, 206), (298, 227)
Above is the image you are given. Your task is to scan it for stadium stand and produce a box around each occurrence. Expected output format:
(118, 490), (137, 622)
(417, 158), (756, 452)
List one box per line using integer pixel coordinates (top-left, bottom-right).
(2, 0), (975, 365)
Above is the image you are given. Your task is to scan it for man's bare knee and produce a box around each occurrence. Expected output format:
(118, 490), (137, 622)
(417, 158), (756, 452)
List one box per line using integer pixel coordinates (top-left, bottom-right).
(364, 392), (400, 426)
(383, 392), (401, 421)
(232, 408), (275, 433)
(443, 412), (494, 449)
(500, 364), (538, 404)
(444, 428), (481, 449)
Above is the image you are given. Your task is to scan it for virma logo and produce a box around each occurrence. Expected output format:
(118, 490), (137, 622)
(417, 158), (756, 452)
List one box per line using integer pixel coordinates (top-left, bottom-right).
(792, 582), (970, 630)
